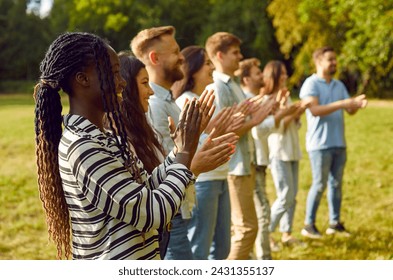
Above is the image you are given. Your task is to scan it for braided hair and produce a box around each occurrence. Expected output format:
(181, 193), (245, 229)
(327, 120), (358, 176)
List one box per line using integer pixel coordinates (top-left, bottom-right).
(117, 52), (165, 174)
(33, 32), (139, 259)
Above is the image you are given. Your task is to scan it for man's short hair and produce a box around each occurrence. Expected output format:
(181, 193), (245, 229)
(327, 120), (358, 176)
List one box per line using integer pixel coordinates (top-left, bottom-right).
(130, 26), (175, 62)
(235, 58), (261, 85)
(312, 46), (335, 64)
(205, 32), (242, 60)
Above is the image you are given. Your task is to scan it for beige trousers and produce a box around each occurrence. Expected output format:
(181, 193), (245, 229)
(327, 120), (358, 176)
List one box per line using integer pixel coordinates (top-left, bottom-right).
(226, 166), (258, 260)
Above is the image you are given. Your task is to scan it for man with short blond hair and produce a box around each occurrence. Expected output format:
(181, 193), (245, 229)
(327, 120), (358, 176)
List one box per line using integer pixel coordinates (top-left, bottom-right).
(131, 26), (175, 64)
(205, 32), (273, 260)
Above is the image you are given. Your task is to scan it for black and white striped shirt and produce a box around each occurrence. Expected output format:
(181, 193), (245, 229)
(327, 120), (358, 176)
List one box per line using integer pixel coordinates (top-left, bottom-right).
(58, 115), (193, 259)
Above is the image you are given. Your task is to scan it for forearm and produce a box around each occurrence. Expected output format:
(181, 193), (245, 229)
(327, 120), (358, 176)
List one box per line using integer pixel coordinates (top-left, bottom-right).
(309, 100), (345, 116)
(274, 110), (286, 128)
(282, 115), (295, 130)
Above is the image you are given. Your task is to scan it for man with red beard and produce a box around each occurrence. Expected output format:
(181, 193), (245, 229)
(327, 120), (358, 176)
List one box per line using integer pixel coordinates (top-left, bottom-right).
(299, 46), (367, 239)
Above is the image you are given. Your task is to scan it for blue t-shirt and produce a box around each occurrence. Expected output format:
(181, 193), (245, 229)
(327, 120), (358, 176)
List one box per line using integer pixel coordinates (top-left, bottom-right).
(299, 74), (350, 151)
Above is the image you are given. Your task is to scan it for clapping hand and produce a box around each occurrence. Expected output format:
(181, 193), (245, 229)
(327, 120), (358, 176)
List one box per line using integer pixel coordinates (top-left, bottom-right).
(354, 94), (368, 108)
(205, 104), (245, 139)
(190, 132), (239, 176)
(198, 89), (216, 134)
(169, 98), (202, 168)
(343, 94), (368, 113)
(204, 106), (232, 138)
(250, 96), (276, 125)
(276, 88), (290, 108)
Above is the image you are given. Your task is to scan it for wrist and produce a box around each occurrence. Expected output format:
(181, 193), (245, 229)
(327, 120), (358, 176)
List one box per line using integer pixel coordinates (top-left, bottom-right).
(190, 161), (201, 177)
(172, 145), (178, 155)
(341, 99), (350, 109)
(174, 152), (192, 169)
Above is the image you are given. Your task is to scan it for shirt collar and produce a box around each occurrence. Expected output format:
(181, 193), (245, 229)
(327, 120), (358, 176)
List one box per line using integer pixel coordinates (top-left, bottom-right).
(313, 73), (336, 84)
(63, 114), (115, 146)
(213, 70), (231, 84)
(149, 81), (173, 101)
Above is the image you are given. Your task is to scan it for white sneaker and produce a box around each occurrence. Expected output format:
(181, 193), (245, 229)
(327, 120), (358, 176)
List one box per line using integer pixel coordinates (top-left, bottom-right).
(326, 222), (351, 237)
(301, 224), (322, 239)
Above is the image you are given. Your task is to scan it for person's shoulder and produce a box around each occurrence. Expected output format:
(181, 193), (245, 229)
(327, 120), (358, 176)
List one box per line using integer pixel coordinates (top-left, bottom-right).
(148, 95), (164, 106)
(205, 82), (219, 93)
(299, 74), (318, 98)
(61, 126), (102, 156)
(245, 92), (255, 99)
(175, 94), (187, 109)
(303, 74), (319, 84)
(332, 78), (346, 87)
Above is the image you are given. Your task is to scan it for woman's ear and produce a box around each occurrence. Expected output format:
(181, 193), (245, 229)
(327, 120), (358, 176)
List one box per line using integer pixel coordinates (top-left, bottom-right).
(75, 71), (90, 87)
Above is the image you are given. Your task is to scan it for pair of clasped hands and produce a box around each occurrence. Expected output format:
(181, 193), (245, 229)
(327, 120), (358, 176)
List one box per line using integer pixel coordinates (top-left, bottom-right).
(342, 94), (368, 112)
(169, 89), (240, 176)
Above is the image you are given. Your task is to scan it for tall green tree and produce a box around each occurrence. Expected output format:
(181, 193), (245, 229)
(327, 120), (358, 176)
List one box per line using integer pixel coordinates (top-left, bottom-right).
(48, 0), (280, 64)
(200, 0), (282, 65)
(0, 0), (53, 81)
(268, 0), (393, 96)
(337, 0), (393, 97)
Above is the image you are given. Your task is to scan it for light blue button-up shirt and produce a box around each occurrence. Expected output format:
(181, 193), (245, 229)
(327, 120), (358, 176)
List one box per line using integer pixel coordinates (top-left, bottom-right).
(148, 82), (181, 155)
(207, 71), (254, 176)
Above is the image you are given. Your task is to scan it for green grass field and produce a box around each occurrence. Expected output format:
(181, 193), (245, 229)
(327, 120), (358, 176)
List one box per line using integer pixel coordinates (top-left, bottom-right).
(0, 93), (392, 260)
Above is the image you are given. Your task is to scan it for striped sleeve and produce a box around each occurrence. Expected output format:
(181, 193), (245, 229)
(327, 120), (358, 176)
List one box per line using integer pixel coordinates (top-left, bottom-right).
(65, 137), (192, 233)
(147, 150), (176, 190)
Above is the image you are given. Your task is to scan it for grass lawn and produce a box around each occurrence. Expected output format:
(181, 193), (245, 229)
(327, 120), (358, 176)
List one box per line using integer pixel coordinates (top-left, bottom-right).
(0, 93), (392, 260)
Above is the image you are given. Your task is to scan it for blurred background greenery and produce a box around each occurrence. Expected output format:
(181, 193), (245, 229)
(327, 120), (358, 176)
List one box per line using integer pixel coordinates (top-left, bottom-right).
(1, 0), (393, 98)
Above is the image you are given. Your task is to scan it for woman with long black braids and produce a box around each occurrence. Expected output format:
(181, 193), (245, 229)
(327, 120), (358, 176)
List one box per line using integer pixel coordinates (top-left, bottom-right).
(33, 32), (206, 260)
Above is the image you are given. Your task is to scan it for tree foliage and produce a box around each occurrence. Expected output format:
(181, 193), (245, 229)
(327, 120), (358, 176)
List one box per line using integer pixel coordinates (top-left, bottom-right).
(268, 0), (393, 97)
(0, 0), (53, 80)
(48, 0), (279, 62)
(1, 0), (392, 98)
(0, 0), (278, 75)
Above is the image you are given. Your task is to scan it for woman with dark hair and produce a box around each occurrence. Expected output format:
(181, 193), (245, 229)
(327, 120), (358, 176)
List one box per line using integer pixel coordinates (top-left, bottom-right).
(117, 51), (165, 174)
(172, 46), (214, 109)
(33, 32), (206, 260)
(262, 60), (308, 246)
(116, 52), (240, 259)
